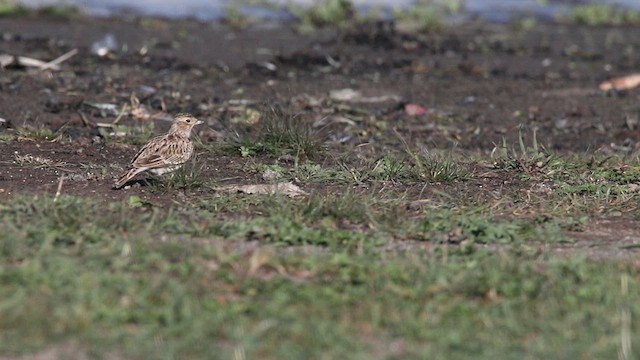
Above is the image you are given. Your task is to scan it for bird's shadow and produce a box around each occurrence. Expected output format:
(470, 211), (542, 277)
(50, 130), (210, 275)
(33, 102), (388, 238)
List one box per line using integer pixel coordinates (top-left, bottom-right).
(112, 177), (161, 190)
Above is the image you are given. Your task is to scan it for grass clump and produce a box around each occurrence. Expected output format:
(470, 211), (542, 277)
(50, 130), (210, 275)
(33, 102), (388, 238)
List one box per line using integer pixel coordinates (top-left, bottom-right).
(421, 208), (572, 244)
(410, 150), (471, 183)
(0, 0), (26, 16)
(595, 165), (640, 185)
(0, 1), (82, 18)
(241, 214), (370, 246)
(338, 156), (413, 184)
(15, 126), (59, 141)
(491, 130), (570, 179)
(294, 162), (351, 184)
(290, 0), (356, 33)
(570, 4), (640, 26)
(226, 104), (325, 159)
(337, 153), (466, 184)
(368, 155), (411, 181)
(149, 156), (208, 191)
(99, 123), (156, 146)
(551, 182), (638, 216)
(37, 4), (82, 19)
(0, 132), (15, 142)
(393, 0), (464, 32)
(264, 189), (408, 231)
(222, 2), (252, 29)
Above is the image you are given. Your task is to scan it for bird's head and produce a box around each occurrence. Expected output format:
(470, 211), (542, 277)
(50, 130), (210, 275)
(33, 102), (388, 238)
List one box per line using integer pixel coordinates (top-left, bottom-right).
(170, 113), (203, 136)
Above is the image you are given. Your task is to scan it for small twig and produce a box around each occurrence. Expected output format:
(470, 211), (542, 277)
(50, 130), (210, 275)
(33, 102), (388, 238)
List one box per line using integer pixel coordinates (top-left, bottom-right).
(40, 48), (78, 71)
(16, 56), (59, 70)
(619, 274), (632, 360)
(112, 104), (129, 126)
(130, 92), (140, 108)
(95, 122), (115, 128)
(227, 99), (258, 106)
(77, 111), (93, 127)
(160, 97), (167, 112)
(1, 49), (77, 71)
(150, 112), (172, 121)
(54, 176), (65, 202)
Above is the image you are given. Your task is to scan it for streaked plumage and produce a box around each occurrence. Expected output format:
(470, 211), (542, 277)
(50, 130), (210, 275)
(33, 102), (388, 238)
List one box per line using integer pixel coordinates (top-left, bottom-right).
(114, 113), (203, 189)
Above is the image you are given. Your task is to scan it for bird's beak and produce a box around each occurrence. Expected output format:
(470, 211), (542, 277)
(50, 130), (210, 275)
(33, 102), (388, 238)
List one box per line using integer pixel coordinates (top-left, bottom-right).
(196, 120), (204, 125)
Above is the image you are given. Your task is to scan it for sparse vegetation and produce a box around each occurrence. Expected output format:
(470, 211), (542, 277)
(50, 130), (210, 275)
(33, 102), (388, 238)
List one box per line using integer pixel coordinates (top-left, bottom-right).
(491, 130), (568, 178)
(99, 123), (156, 146)
(411, 150), (471, 183)
(0, 132), (15, 143)
(15, 126), (59, 141)
(570, 4), (640, 26)
(0, 0), (26, 16)
(294, 162), (350, 183)
(37, 4), (82, 19)
(13, 153), (68, 170)
(1, 194), (638, 358)
(393, 0), (464, 32)
(222, 1), (252, 29)
(150, 155), (209, 191)
(226, 104), (326, 159)
(0, 1), (81, 18)
(290, 0), (356, 32)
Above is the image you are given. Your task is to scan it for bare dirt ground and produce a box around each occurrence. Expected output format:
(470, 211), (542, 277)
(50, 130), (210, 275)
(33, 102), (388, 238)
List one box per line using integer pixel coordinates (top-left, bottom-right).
(2, 14), (640, 258)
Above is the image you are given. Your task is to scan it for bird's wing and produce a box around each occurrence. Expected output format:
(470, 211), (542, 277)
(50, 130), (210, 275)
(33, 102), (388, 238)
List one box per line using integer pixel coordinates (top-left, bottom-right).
(131, 136), (192, 169)
(129, 134), (164, 164)
(131, 136), (171, 169)
(162, 140), (194, 164)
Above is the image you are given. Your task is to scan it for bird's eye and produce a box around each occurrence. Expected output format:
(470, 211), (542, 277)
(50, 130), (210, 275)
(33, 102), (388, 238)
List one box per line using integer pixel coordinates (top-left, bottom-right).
(185, 119), (191, 123)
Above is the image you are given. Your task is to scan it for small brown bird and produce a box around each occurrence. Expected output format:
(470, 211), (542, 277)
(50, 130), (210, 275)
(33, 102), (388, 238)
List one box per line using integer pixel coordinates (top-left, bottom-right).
(114, 113), (203, 189)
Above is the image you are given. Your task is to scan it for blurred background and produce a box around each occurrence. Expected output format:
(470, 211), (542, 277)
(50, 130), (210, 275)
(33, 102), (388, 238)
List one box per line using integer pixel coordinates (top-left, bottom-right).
(7, 0), (640, 22)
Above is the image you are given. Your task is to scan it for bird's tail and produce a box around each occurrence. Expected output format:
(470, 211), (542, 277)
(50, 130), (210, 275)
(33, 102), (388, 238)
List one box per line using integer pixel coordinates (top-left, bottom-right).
(114, 168), (142, 189)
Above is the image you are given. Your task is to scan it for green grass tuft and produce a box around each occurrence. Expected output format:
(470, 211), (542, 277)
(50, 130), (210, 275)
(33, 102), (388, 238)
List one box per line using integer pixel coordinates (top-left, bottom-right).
(0, 0), (27, 16)
(99, 123), (156, 146)
(290, 0), (356, 32)
(226, 104), (325, 159)
(411, 151), (471, 183)
(16, 126), (58, 141)
(570, 4), (640, 26)
(151, 155), (209, 191)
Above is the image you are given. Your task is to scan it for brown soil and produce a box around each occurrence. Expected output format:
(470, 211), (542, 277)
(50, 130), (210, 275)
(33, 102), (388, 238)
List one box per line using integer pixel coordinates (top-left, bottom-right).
(1, 15), (640, 257)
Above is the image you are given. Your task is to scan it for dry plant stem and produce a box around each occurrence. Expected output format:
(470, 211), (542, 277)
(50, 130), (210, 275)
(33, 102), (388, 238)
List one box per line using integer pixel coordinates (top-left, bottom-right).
(77, 111), (93, 127)
(16, 56), (57, 69)
(619, 274), (632, 360)
(40, 48), (78, 71)
(112, 104), (129, 126)
(2, 48), (78, 71)
(54, 176), (65, 202)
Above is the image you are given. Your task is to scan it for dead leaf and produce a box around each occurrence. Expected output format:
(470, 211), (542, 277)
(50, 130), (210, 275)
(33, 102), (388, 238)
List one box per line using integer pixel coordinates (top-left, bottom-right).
(600, 73), (640, 91)
(329, 88), (401, 103)
(215, 182), (308, 197)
